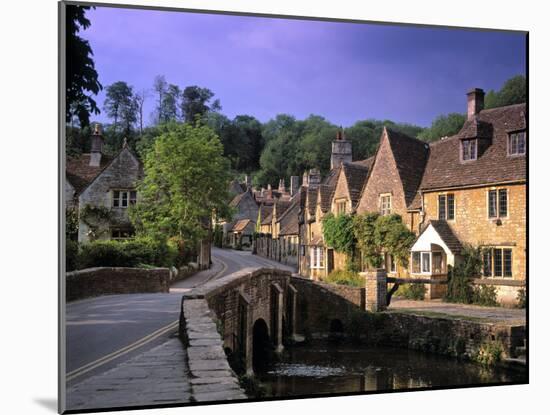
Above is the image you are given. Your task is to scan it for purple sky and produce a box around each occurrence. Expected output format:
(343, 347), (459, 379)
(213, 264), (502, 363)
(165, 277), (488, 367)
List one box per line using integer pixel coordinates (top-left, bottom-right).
(83, 6), (526, 128)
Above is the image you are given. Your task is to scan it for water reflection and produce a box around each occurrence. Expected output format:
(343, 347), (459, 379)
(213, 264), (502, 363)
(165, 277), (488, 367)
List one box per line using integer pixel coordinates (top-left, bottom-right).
(256, 342), (526, 397)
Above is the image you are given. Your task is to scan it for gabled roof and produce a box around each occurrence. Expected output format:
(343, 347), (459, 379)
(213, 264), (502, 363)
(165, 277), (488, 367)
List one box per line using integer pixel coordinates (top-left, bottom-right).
(232, 218), (253, 232)
(318, 184), (335, 213)
(341, 162), (370, 208)
(66, 153), (114, 194)
(306, 187), (318, 216)
(278, 201), (300, 236)
(351, 156), (375, 170)
(420, 103), (526, 191)
(274, 200), (291, 220)
(261, 211), (273, 226)
(412, 220), (463, 255)
(385, 128), (430, 208)
(229, 191), (247, 208)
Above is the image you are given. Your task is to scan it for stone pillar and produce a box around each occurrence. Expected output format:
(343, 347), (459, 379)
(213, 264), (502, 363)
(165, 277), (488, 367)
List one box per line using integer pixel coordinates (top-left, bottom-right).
(272, 283), (284, 353)
(363, 269), (388, 312)
(288, 284), (298, 341)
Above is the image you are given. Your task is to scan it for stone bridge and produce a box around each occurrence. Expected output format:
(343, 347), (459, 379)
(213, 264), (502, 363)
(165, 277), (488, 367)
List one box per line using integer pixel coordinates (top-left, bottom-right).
(179, 267), (369, 374)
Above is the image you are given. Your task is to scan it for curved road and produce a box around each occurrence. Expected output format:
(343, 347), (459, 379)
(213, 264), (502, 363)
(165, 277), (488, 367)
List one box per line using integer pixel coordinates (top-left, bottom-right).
(66, 248), (295, 384)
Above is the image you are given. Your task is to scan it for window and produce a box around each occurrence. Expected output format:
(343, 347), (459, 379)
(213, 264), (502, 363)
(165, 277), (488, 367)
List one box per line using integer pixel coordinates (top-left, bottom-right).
(310, 247), (325, 269)
(508, 131), (526, 156)
(111, 228), (135, 240)
(380, 195), (391, 216)
(112, 190), (137, 208)
(462, 139), (477, 161)
(438, 194), (455, 220)
(488, 189), (508, 218)
(412, 252), (421, 273)
(432, 252), (443, 274)
(336, 200), (346, 215)
(483, 248), (513, 278)
(421, 252), (431, 273)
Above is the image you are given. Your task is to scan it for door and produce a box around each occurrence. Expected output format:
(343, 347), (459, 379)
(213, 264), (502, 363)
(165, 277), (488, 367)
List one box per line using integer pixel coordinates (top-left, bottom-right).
(327, 249), (334, 274)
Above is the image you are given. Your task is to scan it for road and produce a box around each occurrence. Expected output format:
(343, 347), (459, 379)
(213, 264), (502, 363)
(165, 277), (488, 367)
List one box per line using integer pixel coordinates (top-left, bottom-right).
(66, 248), (294, 384)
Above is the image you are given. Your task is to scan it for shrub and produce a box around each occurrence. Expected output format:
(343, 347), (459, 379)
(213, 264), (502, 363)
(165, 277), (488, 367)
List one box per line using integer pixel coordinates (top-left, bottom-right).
(516, 288), (526, 309)
(472, 285), (498, 307)
(322, 270), (364, 287)
(78, 237), (178, 269)
(474, 341), (503, 365)
(66, 239), (79, 271)
(395, 283), (426, 301)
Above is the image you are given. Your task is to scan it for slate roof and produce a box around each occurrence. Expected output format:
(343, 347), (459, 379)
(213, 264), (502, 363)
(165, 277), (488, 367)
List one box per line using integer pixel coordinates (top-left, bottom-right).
(66, 153), (113, 194)
(428, 220), (463, 254)
(420, 103), (526, 191)
(278, 201), (300, 236)
(341, 162), (370, 208)
(351, 156), (375, 170)
(261, 211), (273, 226)
(306, 187), (318, 216)
(232, 218), (252, 232)
(229, 191), (255, 208)
(318, 184), (335, 213)
(274, 200), (292, 219)
(385, 128), (430, 208)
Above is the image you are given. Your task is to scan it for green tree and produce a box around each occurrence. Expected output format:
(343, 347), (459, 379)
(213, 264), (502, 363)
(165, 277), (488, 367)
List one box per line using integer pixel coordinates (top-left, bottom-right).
(417, 113), (466, 142)
(181, 86), (221, 123)
(162, 84), (181, 122)
(66, 5), (102, 127)
(130, 123), (232, 244)
(152, 75), (167, 124)
(485, 75), (526, 109)
(103, 81), (137, 134)
(322, 213), (356, 255)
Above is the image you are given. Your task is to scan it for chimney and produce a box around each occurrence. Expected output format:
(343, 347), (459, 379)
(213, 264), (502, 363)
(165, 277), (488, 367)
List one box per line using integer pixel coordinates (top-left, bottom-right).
(330, 127), (352, 169)
(467, 88), (485, 119)
(89, 123), (104, 167)
(308, 168), (321, 188)
(302, 171), (309, 187)
(278, 178), (286, 193)
(290, 176), (300, 196)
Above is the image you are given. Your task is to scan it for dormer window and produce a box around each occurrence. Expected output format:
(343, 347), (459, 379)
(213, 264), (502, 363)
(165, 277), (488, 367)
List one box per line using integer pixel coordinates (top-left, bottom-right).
(508, 131), (526, 156)
(461, 139), (477, 161)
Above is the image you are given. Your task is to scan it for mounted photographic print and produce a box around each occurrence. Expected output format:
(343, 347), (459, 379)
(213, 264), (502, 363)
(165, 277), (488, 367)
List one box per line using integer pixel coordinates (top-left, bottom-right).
(59, 1), (528, 413)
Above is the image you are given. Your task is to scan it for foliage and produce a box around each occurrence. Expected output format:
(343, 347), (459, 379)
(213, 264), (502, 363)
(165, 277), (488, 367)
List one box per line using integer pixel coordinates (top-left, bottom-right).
(322, 213), (356, 255)
(472, 285), (498, 307)
(213, 224), (223, 248)
(66, 240), (79, 271)
(130, 122), (232, 244)
(474, 341), (503, 365)
(79, 205), (113, 241)
(65, 5), (102, 127)
(181, 85), (221, 123)
(77, 236), (177, 269)
(103, 81), (138, 135)
(516, 288), (526, 309)
(353, 213), (415, 270)
(395, 283), (426, 301)
(485, 75), (526, 109)
(417, 113), (466, 142)
(322, 270), (364, 287)
(66, 206), (79, 241)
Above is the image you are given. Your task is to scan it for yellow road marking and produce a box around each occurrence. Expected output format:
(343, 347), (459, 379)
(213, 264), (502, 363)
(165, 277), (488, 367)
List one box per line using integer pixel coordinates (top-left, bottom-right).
(66, 319), (179, 382)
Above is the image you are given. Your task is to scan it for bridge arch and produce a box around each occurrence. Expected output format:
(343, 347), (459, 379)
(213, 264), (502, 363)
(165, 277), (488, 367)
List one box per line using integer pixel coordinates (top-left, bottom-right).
(252, 318), (271, 372)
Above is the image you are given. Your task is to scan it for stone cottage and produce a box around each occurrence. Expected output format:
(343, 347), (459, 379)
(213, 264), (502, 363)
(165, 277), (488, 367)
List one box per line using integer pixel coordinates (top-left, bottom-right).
(66, 125), (143, 243)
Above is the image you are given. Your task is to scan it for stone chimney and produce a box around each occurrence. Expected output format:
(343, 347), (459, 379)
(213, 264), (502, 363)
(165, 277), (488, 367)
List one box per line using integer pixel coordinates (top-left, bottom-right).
(308, 168), (321, 188)
(89, 123), (104, 167)
(302, 171), (309, 187)
(290, 176), (300, 196)
(467, 88), (485, 120)
(278, 178), (286, 193)
(330, 127), (352, 169)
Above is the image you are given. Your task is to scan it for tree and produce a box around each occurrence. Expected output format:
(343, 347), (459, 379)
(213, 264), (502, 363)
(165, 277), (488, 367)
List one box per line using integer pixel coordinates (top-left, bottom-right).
(417, 113), (466, 142)
(162, 84), (181, 122)
(134, 89), (150, 135)
(103, 81), (136, 133)
(181, 86), (221, 123)
(66, 5), (102, 127)
(153, 75), (167, 124)
(130, 123), (232, 244)
(485, 75), (526, 109)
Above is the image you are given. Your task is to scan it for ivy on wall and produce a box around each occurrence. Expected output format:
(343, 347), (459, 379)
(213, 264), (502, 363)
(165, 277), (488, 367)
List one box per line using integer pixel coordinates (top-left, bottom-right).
(80, 204), (114, 241)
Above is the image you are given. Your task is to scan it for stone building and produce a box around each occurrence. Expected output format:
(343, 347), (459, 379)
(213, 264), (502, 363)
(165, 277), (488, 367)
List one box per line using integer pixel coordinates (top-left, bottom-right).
(410, 90), (526, 304)
(66, 125), (143, 243)
(224, 189), (258, 249)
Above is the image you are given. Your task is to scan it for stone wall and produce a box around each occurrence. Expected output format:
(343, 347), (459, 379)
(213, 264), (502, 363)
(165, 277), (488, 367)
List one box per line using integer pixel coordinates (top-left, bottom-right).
(66, 267), (169, 301)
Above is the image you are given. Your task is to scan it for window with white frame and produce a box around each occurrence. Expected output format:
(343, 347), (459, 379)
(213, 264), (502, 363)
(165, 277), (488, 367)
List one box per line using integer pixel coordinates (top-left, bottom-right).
(113, 189), (137, 208)
(380, 194), (391, 216)
(421, 252), (431, 273)
(488, 189), (508, 218)
(461, 139), (477, 161)
(508, 131), (526, 156)
(310, 247), (324, 269)
(412, 252), (421, 273)
(336, 200), (347, 215)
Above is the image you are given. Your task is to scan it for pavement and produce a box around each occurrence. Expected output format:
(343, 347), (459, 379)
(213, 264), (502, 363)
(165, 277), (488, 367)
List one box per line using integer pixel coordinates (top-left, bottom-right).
(65, 248), (292, 410)
(389, 298), (526, 324)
